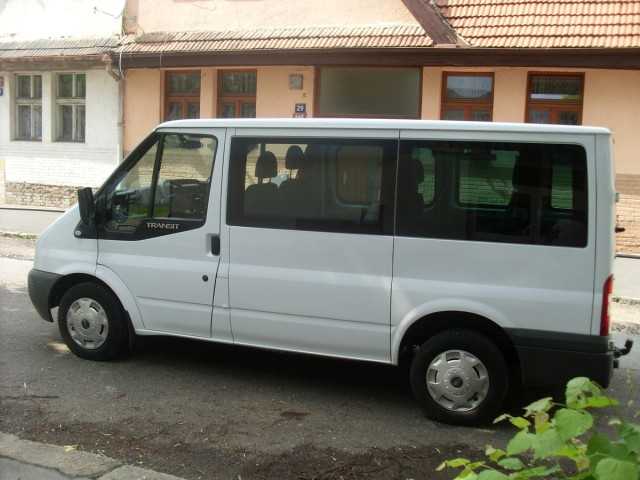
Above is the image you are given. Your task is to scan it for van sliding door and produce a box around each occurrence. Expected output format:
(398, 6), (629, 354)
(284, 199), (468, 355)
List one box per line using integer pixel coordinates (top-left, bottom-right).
(226, 130), (397, 362)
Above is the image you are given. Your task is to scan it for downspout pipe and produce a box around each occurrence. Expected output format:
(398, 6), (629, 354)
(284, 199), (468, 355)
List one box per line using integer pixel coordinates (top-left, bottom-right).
(102, 53), (125, 163)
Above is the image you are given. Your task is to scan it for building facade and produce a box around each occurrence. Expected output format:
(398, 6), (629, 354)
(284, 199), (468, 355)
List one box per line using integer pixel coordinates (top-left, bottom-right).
(116, 0), (640, 252)
(0, 0), (124, 207)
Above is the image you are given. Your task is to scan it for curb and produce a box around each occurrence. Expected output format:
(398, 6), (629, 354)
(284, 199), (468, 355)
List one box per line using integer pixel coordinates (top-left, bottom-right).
(0, 204), (66, 213)
(612, 296), (640, 306)
(0, 231), (38, 240)
(612, 320), (640, 336)
(617, 252), (640, 260)
(0, 432), (186, 480)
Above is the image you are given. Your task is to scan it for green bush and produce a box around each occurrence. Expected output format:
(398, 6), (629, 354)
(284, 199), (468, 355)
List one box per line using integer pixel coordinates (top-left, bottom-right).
(438, 377), (640, 480)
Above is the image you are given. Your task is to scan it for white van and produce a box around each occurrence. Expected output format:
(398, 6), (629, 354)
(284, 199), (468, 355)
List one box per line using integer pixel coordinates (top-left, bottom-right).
(28, 119), (632, 425)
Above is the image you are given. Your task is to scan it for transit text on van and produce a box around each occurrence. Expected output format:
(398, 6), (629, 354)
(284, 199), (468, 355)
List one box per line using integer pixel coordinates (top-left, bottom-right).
(146, 222), (180, 230)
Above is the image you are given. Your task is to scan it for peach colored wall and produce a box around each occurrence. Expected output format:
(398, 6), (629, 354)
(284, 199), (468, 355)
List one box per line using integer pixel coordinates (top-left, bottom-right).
(123, 65), (640, 176)
(256, 67), (314, 118)
(493, 69), (528, 122)
(123, 69), (161, 154)
(422, 66), (640, 175)
(124, 66), (315, 150)
(583, 70), (640, 175)
(421, 68), (441, 119)
(127, 0), (417, 34)
(200, 68), (217, 118)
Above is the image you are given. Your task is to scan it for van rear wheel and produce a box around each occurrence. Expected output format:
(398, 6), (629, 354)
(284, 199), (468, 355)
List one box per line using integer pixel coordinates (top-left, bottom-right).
(409, 329), (508, 426)
(58, 282), (129, 361)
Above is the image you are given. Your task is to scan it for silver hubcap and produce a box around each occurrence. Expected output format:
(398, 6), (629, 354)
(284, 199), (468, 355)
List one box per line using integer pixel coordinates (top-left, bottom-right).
(66, 298), (109, 350)
(426, 350), (489, 412)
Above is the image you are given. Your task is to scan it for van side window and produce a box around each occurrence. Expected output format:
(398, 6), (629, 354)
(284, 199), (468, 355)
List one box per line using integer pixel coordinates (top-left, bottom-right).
(101, 133), (217, 237)
(458, 152), (515, 207)
(336, 145), (383, 205)
(227, 137), (396, 234)
(104, 138), (158, 233)
(551, 160), (574, 209)
(153, 134), (217, 220)
(397, 141), (587, 247)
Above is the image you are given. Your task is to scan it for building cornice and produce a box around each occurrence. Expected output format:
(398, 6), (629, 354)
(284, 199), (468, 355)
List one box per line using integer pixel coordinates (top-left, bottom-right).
(114, 47), (640, 70)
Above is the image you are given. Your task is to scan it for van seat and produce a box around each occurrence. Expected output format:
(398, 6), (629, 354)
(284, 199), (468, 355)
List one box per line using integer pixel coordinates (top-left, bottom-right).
(279, 146), (306, 216)
(245, 151), (279, 216)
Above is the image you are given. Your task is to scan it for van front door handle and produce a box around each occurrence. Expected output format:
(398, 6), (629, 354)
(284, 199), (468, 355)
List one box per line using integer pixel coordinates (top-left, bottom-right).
(211, 234), (221, 256)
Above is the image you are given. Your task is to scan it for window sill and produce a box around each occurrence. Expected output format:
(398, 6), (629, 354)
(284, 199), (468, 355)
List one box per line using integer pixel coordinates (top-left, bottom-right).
(12, 138), (42, 142)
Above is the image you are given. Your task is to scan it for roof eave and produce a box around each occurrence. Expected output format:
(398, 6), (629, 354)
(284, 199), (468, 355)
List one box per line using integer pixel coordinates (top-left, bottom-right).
(113, 46), (640, 70)
(0, 54), (109, 71)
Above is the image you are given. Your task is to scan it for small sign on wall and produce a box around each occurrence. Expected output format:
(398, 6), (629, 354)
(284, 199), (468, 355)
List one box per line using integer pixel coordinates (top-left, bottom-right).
(293, 103), (307, 118)
(289, 73), (303, 90)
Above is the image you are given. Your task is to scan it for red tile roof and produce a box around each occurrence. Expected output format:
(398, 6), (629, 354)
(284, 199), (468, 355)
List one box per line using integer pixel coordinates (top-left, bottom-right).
(118, 24), (433, 55)
(436, 0), (640, 48)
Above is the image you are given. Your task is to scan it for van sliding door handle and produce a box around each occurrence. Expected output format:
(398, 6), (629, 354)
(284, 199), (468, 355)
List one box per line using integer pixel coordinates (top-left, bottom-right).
(211, 235), (221, 256)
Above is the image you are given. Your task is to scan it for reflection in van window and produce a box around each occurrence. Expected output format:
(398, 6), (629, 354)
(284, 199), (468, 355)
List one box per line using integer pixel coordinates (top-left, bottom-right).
(398, 141), (587, 247)
(336, 145), (383, 205)
(409, 147), (436, 205)
(551, 160), (574, 210)
(153, 134), (217, 220)
(103, 133), (216, 234)
(458, 152), (516, 207)
(228, 137), (396, 234)
(106, 139), (158, 232)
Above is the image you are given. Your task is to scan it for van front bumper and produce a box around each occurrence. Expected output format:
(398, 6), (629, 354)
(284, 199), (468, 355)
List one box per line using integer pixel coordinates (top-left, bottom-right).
(508, 329), (617, 388)
(28, 269), (61, 322)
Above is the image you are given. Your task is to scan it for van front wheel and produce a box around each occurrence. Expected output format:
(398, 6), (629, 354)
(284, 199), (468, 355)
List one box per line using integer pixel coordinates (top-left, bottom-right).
(58, 282), (129, 361)
(409, 329), (508, 426)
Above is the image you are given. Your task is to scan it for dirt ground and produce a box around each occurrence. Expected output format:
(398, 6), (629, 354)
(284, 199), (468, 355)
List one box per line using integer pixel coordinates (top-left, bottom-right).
(1, 403), (479, 480)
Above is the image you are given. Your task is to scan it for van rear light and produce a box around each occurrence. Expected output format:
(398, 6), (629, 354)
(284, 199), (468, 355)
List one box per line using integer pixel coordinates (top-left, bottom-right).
(600, 275), (614, 336)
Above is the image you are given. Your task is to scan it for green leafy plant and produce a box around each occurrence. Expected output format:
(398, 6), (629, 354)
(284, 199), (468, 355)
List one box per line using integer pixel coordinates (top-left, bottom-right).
(437, 377), (640, 480)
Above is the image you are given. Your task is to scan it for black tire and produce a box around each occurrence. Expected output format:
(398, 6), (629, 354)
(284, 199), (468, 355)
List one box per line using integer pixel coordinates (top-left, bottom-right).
(409, 329), (508, 426)
(58, 282), (129, 361)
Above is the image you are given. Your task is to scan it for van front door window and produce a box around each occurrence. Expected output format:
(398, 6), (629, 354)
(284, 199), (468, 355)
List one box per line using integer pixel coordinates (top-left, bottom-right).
(101, 133), (217, 238)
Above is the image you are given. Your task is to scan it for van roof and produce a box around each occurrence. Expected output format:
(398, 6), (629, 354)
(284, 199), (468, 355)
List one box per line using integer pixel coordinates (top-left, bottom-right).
(158, 118), (611, 135)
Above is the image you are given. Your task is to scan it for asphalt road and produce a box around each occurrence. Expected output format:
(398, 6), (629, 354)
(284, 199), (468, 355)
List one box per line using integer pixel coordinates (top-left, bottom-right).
(1, 247), (639, 480)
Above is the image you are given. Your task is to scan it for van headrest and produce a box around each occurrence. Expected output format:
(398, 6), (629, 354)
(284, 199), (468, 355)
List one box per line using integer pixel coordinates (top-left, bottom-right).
(304, 144), (322, 162)
(255, 151), (277, 179)
(285, 145), (304, 170)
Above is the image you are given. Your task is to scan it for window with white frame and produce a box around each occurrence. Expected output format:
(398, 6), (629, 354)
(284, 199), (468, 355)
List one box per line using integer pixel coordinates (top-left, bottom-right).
(15, 74), (42, 141)
(56, 73), (86, 142)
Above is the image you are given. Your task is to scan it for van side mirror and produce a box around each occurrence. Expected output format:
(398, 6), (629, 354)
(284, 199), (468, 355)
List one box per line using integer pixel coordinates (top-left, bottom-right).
(77, 187), (95, 226)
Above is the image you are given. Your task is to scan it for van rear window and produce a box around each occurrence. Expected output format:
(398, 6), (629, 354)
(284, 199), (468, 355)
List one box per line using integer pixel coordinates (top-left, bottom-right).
(397, 141), (588, 247)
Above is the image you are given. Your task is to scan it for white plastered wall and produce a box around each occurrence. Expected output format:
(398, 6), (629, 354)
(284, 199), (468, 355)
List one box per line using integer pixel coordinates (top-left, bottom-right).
(0, 69), (120, 188)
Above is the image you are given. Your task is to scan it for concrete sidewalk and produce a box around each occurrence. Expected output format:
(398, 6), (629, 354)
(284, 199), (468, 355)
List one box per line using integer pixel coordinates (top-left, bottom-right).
(0, 205), (64, 236)
(614, 256), (640, 302)
(0, 432), (184, 480)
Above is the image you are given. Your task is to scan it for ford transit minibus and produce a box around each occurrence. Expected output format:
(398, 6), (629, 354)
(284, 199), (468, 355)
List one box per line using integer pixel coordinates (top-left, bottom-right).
(28, 119), (632, 425)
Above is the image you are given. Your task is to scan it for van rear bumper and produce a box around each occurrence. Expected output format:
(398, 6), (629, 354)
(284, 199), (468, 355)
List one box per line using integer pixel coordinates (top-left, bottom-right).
(507, 329), (614, 388)
(28, 269), (61, 323)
